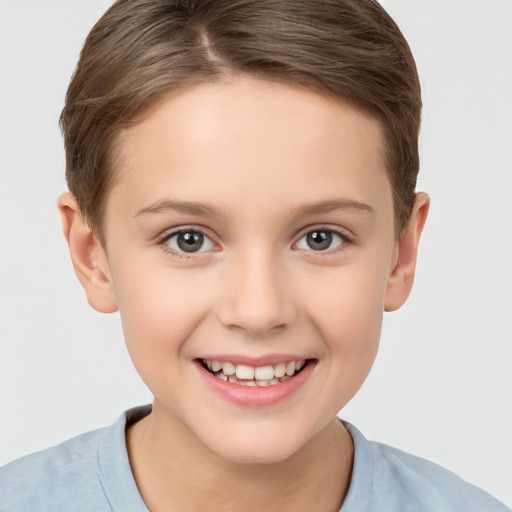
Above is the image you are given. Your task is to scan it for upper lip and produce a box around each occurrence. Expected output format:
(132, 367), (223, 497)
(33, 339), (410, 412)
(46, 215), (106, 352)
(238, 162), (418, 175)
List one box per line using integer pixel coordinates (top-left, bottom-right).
(196, 354), (313, 366)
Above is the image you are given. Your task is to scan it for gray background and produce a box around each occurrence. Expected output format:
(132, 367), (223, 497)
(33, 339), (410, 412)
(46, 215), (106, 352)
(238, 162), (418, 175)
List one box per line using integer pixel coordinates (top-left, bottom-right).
(1, 0), (511, 505)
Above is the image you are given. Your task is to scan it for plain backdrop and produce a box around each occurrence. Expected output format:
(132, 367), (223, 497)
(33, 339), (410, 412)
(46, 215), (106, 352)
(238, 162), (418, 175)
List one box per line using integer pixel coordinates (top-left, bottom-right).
(1, 0), (511, 506)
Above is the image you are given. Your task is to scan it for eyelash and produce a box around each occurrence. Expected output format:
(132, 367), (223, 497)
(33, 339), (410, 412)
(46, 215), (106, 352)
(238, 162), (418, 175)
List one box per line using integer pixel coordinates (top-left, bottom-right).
(294, 227), (353, 254)
(157, 226), (353, 259)
(158, 227), (215, 260)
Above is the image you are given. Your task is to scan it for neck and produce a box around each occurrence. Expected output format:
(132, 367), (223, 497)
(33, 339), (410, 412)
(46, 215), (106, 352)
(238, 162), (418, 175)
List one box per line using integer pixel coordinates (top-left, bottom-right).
(127, 401), (353, 512)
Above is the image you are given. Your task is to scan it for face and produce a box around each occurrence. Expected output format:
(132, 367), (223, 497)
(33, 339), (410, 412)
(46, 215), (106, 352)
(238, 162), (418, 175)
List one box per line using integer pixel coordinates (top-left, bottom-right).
(97, 77), (401, 463)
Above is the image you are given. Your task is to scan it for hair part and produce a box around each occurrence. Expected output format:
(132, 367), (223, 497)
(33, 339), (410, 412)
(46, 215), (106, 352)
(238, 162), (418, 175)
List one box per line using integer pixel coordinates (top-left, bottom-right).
(60, 0), (421, 242)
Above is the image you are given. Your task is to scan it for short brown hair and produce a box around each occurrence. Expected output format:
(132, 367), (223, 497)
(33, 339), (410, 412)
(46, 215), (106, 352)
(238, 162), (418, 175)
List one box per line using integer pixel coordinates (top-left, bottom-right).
(61, 0), (421, 241)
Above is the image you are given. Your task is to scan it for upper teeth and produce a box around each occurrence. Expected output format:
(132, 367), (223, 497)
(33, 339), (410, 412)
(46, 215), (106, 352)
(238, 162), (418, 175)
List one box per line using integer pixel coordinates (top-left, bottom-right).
(205, 359), (306, 380)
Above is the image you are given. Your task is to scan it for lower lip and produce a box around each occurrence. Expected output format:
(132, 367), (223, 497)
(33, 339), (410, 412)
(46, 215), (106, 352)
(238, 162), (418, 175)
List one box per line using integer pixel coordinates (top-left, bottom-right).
(195, 360), (316, 407)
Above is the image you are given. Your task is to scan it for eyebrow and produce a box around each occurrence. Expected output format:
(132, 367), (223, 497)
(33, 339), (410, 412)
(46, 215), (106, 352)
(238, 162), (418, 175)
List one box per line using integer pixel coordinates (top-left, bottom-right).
(293, 199), (375, 217)
(134, 200), (221, 218)
(134, 198), (374, 219)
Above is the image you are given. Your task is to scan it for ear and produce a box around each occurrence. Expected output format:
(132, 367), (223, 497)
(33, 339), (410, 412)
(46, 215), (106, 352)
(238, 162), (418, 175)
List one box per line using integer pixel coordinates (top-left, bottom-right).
(58, 192), (118, 313)
(384, 192), (430, 312)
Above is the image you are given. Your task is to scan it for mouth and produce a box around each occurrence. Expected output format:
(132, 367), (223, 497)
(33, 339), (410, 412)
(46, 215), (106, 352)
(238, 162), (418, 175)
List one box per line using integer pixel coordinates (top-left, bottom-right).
(199, 358), (312, 387)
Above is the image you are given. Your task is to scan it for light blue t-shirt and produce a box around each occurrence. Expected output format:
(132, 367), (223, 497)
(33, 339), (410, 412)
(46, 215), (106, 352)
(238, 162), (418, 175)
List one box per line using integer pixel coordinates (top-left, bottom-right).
(1, 405), (509, 511)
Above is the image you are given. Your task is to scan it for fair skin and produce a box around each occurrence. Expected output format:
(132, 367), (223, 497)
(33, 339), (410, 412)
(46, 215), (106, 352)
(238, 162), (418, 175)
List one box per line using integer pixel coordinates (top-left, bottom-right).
(59, 77), (428, 512)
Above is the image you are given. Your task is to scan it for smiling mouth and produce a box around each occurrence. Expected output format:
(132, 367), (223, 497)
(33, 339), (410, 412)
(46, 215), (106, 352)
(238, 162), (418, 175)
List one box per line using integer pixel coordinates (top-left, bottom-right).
(200, 359), (313, 387)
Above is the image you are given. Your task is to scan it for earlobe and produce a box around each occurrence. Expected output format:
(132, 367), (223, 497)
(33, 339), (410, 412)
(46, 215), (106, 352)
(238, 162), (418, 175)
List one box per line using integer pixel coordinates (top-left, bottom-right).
(57, 192), (118, 313)
(384, 192), (430, 312)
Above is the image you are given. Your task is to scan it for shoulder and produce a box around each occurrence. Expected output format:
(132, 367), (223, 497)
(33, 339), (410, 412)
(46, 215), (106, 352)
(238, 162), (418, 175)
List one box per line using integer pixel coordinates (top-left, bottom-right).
(342, 421), (511, 512)
(0, 406), (151, 512)
(369, 441), (509, 511)
(0, 426), (111, 512)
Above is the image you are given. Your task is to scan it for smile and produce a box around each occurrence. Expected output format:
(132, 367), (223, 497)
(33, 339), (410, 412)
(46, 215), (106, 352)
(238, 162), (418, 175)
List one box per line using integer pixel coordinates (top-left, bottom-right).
(201, 359), (309, 387)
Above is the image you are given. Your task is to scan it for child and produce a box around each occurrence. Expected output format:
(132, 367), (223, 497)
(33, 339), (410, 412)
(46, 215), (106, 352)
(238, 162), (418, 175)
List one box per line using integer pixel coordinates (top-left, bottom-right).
(1, 0), (510, 510)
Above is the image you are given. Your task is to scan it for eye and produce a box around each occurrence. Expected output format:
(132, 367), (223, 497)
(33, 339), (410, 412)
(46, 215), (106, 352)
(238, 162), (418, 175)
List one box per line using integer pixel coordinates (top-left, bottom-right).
(162, 229), (215, 254)
(295, 229), (346, 252)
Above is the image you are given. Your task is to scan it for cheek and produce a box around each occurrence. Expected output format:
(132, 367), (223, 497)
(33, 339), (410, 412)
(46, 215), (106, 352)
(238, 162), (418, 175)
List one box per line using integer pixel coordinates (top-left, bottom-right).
(303, 260), (388, 355)
(305, 267), (387, 412)
(111, 266), (212, 369)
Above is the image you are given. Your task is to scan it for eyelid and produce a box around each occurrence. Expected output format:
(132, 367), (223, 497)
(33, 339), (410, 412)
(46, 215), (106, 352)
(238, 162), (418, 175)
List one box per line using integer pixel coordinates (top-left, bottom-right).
(155, 224), (354, 259)
(158, 224), (215, 241)
(292, 225), (354, 252)
(157, 225), (219, 257)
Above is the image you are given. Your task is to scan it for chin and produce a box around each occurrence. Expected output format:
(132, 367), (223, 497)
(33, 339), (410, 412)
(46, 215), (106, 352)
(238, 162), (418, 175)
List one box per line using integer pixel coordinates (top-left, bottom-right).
(215, 441), (298, 465)
(201, 423), (309, 465)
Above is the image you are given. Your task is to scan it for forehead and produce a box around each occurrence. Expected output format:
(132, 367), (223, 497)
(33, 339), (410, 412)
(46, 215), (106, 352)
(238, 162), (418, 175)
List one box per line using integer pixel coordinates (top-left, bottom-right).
(108, 77), (392, 226)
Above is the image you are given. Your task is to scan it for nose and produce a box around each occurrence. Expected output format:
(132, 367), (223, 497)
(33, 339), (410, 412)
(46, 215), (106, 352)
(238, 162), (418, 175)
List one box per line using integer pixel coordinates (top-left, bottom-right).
(217, 250), (296, 337)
